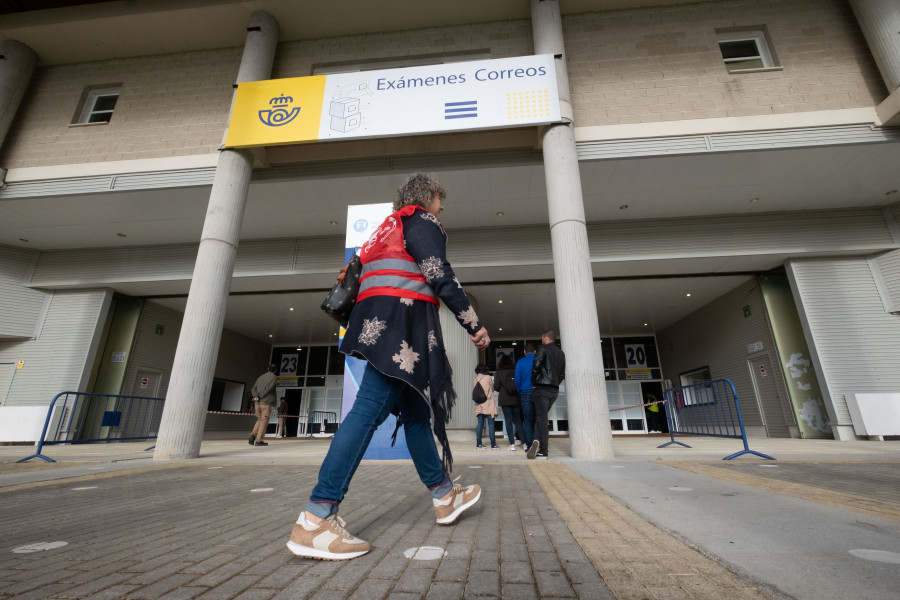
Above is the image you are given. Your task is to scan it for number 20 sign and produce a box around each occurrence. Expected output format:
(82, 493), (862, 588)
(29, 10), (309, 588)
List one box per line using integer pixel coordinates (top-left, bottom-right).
(625, 344), (647, 368)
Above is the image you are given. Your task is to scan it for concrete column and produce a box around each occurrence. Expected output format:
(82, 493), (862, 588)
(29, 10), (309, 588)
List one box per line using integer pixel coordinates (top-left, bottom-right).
(531, 0), (613, 459)
(849, 0), (900, 93)
(154, 11), (279, 460)
(0, 40), (38, 154)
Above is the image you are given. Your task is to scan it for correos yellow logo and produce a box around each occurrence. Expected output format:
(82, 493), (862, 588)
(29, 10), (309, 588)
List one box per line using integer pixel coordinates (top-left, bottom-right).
(259, 94), (300, 127)
(225, 76), (327, 147)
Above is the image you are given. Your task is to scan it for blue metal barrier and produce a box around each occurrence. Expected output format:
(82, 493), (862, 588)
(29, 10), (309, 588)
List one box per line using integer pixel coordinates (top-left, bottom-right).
(18, 391), (165, 463)
(658, 379), (775, 460)
(307, 411), (338, 437)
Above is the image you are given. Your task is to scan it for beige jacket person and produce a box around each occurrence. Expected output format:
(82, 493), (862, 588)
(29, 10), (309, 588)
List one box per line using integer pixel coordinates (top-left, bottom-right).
(473, 372), (497, 417)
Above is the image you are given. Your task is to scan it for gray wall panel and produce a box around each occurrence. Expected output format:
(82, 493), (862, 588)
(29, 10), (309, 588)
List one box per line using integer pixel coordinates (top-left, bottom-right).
(0, 246), (50, 338)
(787, 257), (900, 427)
(0, 289), (109, 406)
(874, 249), (900, 311)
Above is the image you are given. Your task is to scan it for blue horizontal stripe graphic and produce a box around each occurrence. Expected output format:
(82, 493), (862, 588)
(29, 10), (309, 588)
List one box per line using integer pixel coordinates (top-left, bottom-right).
(445, 107), (477, 113)
(445, 114), (478, 119)
(444, 101), (477, 107)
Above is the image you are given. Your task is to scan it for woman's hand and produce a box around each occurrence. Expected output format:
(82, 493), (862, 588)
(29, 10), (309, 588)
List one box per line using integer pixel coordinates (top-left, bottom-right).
(337, 263), (349, 284)
(471, 327), (490, 349)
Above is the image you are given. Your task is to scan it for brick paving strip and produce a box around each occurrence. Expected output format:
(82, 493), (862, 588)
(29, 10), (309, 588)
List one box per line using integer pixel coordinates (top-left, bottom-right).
(529, 461), (769, 600)
(1, 462), (620, 600)
(666, 460), (900, 522)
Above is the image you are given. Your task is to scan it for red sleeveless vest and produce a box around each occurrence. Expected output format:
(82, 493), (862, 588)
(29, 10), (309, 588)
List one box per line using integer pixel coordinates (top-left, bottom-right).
(357, 205), (439, 305)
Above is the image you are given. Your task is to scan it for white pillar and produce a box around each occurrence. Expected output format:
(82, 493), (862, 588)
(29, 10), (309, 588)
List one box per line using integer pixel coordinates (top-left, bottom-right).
(531, 0), (613, 459)
(0, 40), (38, 152)
(849, 0), (900, 93)
(154, 11), (279, 460)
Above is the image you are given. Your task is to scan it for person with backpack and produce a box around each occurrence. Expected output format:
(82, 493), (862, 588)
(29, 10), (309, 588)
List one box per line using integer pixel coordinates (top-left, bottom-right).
(494, 354), (527, 451)
(473, 363), (498, 449)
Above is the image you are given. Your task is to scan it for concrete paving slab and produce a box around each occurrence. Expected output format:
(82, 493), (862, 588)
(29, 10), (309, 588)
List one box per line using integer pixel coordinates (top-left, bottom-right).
(1, 435), (899, 599)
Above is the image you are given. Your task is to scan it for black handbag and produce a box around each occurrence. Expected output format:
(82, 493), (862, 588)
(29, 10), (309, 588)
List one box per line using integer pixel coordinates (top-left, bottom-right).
(320, 254), (362, 328)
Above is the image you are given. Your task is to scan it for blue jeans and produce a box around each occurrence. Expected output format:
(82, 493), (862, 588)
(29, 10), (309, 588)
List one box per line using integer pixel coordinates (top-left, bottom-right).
(501, 405), (528, 447)
(519, 392), (535, 447)
(475, 414), (496, 447)
(307, 364), (451, 518)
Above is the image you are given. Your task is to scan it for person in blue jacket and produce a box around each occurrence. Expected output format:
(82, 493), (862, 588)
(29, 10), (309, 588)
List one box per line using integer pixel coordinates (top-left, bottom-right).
(514, 343), (538, 456)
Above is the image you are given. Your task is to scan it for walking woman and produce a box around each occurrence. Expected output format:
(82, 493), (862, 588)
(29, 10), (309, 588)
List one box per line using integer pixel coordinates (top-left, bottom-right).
(287, 173), (490, 561)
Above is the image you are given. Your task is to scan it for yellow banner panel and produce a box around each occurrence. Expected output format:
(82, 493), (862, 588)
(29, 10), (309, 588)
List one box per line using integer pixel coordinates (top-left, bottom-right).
(225, 76), (326, 147)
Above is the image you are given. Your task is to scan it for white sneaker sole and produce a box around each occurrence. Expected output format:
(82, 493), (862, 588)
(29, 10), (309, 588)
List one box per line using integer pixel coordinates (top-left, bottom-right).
(435, 488), (482, 525)
(286, 540), (369, 561)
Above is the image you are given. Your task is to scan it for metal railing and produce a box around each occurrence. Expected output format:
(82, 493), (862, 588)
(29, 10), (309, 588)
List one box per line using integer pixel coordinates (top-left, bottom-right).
(658, 379), (775, 460)
(306, 410), (338, 437)
(18, 391), (165, 463)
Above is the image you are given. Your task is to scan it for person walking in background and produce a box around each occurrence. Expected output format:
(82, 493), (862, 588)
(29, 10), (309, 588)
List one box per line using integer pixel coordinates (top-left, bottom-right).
(494, 355), (526, 451)
(287, 173), (489, 561)
(276, 396), (288, 438)
(249, 364), (277, 447)
(474, 364), (498, 449)
(530, 330), (565, 460)
(515, 343), (537, 456)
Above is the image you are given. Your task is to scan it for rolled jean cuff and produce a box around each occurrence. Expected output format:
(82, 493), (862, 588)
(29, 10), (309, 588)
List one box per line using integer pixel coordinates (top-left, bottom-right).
(305, 500), (340, 519)
(428, 476), (453, 500)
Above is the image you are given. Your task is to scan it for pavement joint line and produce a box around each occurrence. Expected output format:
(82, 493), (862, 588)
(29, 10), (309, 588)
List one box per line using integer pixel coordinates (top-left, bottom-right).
(0, 463), (185, 493)
(529, 460), (771, 600)
(666, 460), (900, 522)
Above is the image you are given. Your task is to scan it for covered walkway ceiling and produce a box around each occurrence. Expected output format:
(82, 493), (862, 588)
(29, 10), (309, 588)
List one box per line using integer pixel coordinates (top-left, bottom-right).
(4, 137), (889, 345)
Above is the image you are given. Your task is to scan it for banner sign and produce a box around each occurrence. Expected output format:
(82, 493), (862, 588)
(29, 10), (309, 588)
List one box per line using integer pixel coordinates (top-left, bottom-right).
(339, 203), (411, 460)
(225, 54), (560, 148)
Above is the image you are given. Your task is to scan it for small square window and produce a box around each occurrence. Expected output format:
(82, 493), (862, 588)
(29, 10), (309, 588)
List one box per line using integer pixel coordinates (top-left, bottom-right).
(75, 86), (121, 124)
(717, 30), (776, 72)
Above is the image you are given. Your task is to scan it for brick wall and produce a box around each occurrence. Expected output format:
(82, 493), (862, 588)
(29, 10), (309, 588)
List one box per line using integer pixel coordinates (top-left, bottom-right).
(270, 20), (532, 78)
(0, 0), (886, 169)
(564, 0), (886, 126)
(0, 47), (241, 169)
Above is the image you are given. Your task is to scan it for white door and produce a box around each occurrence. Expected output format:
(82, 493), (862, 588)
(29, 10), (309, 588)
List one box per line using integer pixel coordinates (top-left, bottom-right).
(747, 352), (790, 438)
(133, 369), (163, 397)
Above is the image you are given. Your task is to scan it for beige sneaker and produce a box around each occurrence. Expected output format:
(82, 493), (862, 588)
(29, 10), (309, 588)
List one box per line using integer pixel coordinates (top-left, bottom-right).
(286, 512), (370, 560)
(433, 481), (482, 525)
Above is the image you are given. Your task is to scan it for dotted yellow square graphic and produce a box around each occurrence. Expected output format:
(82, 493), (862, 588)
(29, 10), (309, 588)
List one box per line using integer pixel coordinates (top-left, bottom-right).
(506, 90), (552, 120)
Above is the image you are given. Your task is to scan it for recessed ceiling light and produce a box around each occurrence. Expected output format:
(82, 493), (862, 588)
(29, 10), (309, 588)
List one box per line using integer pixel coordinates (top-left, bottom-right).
(496, 211), (504, 217)
(498, 299), (503, 304)
(643, 323), (648, 327)
(512, 342), (517, 346)
(887, 190), (898, 196)
(116, 233), (127, 237)
(289, 307), (294, 311)
(619, 204), (629, 210)
(749, 197), (759, 203)
(499, 328), (503, 331)
(330, 220), (338, 225)
(268, 334), (273, 338)
(296, 347), (302, 350)
(686, 293), (692, 297)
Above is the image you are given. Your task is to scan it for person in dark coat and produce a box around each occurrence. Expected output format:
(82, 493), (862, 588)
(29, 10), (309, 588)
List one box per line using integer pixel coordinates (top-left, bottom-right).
(530, 330), (565, 460)
(494, 355), (527, 451)
(287, 173), (490, 561)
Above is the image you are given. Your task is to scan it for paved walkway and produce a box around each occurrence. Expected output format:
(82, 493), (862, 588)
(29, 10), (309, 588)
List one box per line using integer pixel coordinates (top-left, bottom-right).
(0, 436), (898, 600)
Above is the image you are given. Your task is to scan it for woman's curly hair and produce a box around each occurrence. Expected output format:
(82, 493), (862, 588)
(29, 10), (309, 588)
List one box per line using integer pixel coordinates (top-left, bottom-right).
(393, 173), (446, 211)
